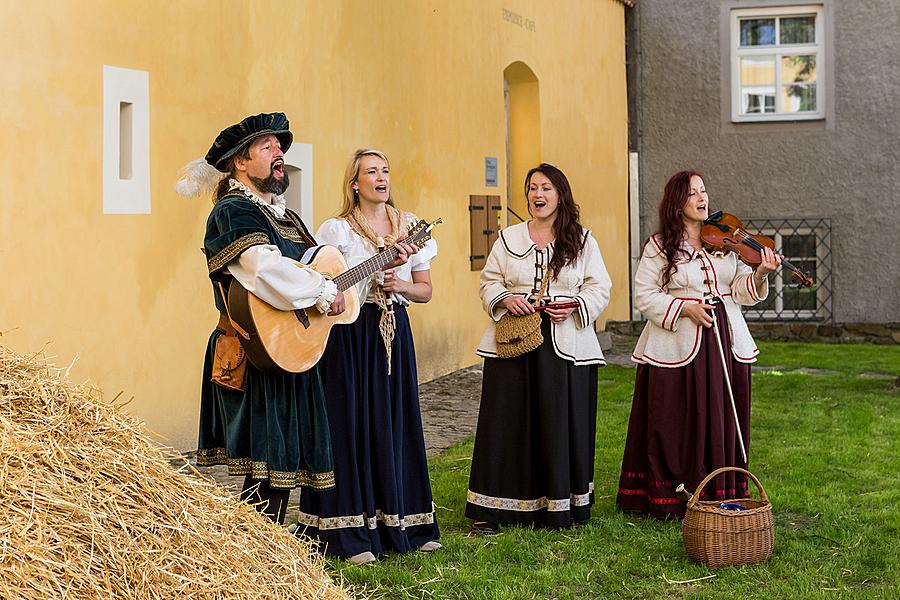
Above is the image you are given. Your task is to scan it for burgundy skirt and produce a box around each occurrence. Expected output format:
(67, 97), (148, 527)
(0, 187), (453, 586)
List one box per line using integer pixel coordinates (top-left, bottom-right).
(616, 303), (751, 519)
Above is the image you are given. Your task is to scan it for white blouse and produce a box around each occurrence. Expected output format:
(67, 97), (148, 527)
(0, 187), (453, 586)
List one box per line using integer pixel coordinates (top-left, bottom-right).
(224, 180), (337, 313)
(316, 214), (438, 306)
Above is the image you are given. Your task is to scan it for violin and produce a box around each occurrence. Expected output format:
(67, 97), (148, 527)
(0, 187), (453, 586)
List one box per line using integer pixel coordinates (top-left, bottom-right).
(700, 211), (814, 288)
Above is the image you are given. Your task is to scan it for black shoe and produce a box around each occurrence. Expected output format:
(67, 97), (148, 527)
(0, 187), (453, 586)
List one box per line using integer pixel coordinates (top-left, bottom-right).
(472, 521), (500, 535)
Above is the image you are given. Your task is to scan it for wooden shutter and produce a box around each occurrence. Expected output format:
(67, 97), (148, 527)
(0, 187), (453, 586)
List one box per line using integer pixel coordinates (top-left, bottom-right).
(469, 195), (501, 271)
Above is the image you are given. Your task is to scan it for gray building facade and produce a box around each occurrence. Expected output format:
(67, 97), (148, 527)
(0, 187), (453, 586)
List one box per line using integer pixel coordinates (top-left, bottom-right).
(627, 0), (899, 324)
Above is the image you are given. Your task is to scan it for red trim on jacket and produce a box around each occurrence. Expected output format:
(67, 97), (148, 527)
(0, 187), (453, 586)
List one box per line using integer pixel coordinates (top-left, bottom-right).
(661, 297), (678, 331)
(632, 303), (703, 367)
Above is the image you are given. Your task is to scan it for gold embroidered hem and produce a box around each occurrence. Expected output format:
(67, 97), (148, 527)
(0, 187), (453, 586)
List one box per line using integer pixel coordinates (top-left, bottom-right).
(466, 482), (594, 513)
(295, 503), (437, 531)
(196, 447), (335, 490)
(206, 232), (271, 273)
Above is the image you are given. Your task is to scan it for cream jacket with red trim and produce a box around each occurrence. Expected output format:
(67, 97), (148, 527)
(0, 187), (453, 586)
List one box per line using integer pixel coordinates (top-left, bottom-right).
(631, 235), (768, 368)
(476, 222), (612, 365)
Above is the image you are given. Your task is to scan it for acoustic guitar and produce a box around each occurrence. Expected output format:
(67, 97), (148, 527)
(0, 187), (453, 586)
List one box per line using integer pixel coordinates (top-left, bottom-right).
(227, 218), (442, 373)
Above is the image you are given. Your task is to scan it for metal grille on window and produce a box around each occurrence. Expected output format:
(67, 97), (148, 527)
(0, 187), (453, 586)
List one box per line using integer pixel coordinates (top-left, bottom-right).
(742, 218), (832, 323)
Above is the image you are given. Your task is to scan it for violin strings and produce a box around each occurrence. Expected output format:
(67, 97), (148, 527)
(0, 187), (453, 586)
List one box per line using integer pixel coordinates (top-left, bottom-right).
(732, 227), (810, 284)
(733, 228), (766, 252)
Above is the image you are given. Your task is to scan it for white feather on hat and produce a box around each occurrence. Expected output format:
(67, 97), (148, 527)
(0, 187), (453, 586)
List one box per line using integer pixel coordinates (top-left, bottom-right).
(174, 158), (224, 197)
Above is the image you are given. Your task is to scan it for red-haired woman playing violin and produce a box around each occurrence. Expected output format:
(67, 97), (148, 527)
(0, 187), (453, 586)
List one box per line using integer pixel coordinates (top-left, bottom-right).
(616, 171), (781, 519)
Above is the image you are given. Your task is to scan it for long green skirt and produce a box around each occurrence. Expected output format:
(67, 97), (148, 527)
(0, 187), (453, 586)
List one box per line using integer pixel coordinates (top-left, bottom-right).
(197, 329), (335, 490)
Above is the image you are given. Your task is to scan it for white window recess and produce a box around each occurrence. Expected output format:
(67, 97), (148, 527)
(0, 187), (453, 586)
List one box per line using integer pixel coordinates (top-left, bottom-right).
(282, 142), (313, 225)
(103, 66), (150, 214)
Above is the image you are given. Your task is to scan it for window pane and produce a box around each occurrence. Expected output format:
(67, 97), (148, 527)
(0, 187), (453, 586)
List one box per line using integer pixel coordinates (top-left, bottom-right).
(784, 286), (817, 310)
(782, 55), (817, 113)
(756, 284), (777, 311)
(741, 18), (775, 46)
(780, 16), (816, 44)
(783, 258), (818, 310)
(744, 93), (777, 114)
(741, 56), (775, 114)
(782, 55), (816, 84)
(742, 56), (775, 85)
(782, 234), (816, 257)
(782, 83), (816, 112)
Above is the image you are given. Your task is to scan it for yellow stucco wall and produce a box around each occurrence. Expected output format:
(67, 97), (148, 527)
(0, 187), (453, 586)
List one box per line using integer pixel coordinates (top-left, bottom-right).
(0, 0), (629, 450)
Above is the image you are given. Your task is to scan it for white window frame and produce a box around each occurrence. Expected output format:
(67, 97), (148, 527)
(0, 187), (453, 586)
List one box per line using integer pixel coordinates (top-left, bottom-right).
(103, 65), (150, 214)
(730, 5), (825, 122)
(282, 142), (313, 224)
(752, 226), (824, 320)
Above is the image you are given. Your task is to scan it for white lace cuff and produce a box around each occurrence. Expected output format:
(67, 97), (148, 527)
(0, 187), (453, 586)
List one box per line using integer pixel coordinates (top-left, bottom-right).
(315, 279), (338, 314)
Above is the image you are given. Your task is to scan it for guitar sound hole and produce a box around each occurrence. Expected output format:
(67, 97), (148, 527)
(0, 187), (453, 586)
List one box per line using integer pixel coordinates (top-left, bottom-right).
(294, 308), (310, 329)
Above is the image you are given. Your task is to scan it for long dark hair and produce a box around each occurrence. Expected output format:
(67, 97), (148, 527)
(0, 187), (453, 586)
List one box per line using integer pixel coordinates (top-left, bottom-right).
(214, 145), (253, 201)
(656, 169), (703, 289)
(525, 163), (585, 279)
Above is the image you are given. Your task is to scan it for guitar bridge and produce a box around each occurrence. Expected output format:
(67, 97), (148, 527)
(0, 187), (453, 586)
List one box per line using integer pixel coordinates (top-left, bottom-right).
(293, 308), (310, 329)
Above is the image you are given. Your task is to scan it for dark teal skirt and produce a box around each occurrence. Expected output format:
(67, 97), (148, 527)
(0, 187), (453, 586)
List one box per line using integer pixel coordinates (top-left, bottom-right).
(197, 329), (335, 490)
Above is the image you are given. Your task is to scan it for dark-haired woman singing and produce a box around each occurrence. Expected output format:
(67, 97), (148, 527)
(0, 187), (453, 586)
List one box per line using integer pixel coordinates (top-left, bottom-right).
(465, 163), (612, 532)
(616, 170), (781, 519)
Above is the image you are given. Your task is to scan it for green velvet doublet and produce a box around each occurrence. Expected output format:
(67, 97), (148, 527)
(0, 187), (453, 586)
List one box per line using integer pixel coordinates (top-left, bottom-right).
(197, 194), (335, 490)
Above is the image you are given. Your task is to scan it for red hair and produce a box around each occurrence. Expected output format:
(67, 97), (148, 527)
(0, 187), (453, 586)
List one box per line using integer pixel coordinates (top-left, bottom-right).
(655, 170), (703, 290)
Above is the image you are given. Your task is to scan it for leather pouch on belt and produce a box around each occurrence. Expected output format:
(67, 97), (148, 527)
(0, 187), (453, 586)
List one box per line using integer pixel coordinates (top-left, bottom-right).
(211, 331), (247, 392)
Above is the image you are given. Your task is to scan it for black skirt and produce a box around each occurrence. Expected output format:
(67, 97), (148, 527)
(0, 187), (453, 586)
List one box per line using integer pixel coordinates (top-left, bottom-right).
(616, 302), (751, 519)
(296, 304), (440, 558)
(466, 316), (599, 528)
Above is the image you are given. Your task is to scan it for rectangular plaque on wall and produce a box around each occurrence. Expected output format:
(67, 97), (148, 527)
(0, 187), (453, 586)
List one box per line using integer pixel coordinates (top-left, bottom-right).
(485, 157), (498, 187)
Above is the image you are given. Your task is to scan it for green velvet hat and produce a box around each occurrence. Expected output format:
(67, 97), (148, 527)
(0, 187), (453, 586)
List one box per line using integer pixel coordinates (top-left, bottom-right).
(205, 112), (293, 172)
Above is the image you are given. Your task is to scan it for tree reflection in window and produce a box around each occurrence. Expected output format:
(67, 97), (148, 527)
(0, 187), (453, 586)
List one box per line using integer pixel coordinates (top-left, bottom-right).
(784, 55), (817, 112)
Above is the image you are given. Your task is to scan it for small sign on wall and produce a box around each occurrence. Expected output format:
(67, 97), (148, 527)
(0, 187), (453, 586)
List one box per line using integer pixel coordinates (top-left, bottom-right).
(485, 157), (498, 187)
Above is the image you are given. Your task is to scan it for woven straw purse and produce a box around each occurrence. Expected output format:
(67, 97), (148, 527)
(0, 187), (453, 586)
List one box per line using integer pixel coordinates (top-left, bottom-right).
(494, 271), (550, 359)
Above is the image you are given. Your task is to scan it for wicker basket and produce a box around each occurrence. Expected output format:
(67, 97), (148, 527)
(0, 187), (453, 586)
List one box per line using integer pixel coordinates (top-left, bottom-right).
(682, 467), (774, 568)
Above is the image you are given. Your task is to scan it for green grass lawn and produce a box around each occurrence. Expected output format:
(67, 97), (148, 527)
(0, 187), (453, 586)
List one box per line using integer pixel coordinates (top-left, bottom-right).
(330, 342), (900, 599)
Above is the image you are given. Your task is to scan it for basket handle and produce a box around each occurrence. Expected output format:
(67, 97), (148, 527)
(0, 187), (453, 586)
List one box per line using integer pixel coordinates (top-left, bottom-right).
(686, 466), (769, 509)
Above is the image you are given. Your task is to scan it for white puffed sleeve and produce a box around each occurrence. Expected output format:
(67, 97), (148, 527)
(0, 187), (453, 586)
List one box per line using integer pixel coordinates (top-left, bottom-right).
(315, 218), (374, 301)
(479, 238), (514, 321)
(634, 241), (686, 332)
(227, 245), (337, 313)
(572, 233), (612, 330)
(730, 257), (769, 305)
(408, 236), (438, 272)
(401, 211), (438, 272)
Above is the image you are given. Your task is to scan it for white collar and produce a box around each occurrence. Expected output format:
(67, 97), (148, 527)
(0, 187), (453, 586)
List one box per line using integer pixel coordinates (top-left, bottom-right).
(229, 178), (287, 218)
(499, 221), (554, 258)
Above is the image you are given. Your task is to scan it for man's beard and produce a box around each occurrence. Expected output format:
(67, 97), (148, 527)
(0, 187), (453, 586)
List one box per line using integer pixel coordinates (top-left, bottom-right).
(249, 165), (289, 195)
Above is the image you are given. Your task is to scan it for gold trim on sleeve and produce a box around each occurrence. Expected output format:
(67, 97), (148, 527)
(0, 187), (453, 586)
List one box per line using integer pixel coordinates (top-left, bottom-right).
(206, 232), (271, 273)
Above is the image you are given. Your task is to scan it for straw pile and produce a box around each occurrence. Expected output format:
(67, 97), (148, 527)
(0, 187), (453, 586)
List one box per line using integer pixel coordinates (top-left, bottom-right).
(0, 346), (351, 599)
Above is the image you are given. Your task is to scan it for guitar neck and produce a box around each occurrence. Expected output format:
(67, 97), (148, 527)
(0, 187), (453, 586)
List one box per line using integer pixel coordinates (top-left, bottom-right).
(332, 246), (400, 292)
